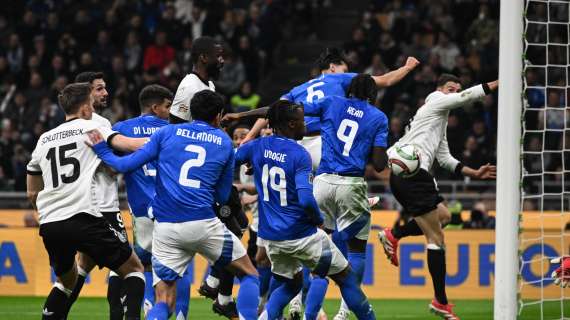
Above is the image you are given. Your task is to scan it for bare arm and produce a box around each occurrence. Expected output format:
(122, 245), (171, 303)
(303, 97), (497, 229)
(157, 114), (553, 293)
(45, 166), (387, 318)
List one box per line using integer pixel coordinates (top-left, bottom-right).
(370, 146), (388, 172)
(26, 174), (44, 210)
(235, 183), (258, 195)
(372, 57), (420, 87)
(461, 163), (496, 180)
(241, 118), (269, 145)
(221, 106), (269, 125)
(108, 134), (149, 153)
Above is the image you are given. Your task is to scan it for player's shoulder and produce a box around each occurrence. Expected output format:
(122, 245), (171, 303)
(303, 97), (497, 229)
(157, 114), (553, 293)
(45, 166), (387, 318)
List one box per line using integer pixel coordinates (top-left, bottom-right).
(323, 72), (357, 82)
(91, 112), (112, 128)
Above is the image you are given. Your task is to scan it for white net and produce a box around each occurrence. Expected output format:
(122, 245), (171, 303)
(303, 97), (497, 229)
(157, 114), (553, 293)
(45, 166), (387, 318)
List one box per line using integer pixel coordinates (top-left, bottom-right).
(520, 0), (570, 318)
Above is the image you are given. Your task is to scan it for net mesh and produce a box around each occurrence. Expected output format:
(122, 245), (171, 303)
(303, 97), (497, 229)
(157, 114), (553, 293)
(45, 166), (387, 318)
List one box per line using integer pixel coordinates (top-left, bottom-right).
(520, 0), (570, 318)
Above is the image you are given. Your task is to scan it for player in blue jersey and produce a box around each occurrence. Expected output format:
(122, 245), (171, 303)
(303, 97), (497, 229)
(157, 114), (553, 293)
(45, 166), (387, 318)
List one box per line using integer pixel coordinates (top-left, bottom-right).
(112, 84), (191, 319)
(235, 100), (376, 320)
(86, 90), (260, 320)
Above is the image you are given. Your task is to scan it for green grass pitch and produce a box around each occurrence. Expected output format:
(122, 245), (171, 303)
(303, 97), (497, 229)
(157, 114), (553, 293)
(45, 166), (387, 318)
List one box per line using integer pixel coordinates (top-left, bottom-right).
(0, 297), (568, 319)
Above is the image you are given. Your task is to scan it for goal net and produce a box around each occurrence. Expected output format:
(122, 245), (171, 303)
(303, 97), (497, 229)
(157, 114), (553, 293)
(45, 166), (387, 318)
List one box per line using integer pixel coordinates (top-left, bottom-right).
(519, 0), (570, 318)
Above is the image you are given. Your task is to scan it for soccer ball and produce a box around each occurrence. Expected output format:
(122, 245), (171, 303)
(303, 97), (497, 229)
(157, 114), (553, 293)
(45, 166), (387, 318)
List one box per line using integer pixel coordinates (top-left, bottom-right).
(388, 144), (421, 178)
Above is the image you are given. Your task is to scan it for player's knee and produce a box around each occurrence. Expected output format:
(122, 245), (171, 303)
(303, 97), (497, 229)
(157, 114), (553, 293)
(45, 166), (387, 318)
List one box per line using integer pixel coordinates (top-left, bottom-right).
(438, 206), (452, 225)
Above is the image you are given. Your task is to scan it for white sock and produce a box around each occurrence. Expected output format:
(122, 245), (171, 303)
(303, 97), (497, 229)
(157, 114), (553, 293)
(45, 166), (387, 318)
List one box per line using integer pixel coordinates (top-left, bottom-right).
(77, 266), (88, 277)
(291, 291), (302, 305)
(339, 298), (349, 312)
(218, 294), (233, 306)
(206, 275), (220, 288)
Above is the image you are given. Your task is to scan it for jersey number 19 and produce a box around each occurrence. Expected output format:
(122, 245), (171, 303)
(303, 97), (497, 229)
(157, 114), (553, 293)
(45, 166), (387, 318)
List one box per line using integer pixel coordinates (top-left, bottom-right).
(262, 164), (287, 206)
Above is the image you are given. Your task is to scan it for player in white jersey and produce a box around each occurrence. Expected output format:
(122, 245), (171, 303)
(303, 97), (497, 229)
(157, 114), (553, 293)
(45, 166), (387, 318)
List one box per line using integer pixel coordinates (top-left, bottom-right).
(378, 74), (498, 319)
(26, 83), (146, 320)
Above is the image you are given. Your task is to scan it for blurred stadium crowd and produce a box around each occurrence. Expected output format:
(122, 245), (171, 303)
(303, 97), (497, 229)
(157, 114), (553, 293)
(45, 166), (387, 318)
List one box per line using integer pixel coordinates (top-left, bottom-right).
(0, 0), (500, 205)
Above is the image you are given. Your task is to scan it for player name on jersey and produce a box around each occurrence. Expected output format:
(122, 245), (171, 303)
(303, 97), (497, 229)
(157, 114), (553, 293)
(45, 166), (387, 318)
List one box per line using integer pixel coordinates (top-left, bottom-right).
(175, 128), (222, 145)
(132, 126), (160, 135)
(40, 128), (84, 144)
(264, 149), (287, 163)
(347, 106), (364, 118)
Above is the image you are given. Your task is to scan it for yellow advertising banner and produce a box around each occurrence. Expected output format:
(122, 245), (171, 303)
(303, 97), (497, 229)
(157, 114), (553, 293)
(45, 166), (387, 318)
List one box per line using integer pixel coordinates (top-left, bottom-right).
(0, 213), (568, 299)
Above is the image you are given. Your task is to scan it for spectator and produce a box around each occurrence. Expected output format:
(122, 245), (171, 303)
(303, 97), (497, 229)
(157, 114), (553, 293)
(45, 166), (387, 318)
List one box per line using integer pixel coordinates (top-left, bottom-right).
(215, 47), (245, 95)
(143, 31), (175, 72)
(24, 72), (48, 109)
(230, 81), (260, 111)
(344, 27), (372, 70)
(463, 201), (495, 229)
(124, 31), (143, 72)
(92, 30), (116, 70)
(431, 32), (460, 71)
(6, 33), (24, 74)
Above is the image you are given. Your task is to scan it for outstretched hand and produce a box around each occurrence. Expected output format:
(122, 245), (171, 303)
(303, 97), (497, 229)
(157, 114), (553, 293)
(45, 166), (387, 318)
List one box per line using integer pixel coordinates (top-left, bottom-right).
(473, 163), (496, 180)
(85, 130), (104, 147)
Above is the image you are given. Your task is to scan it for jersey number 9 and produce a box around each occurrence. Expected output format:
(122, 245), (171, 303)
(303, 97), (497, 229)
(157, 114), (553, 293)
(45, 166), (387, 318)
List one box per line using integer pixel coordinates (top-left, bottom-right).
(337, 119), (359, 156)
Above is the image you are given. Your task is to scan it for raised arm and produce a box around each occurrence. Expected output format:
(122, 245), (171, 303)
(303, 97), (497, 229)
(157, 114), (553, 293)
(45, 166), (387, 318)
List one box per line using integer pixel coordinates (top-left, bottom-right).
(432, 80), (498, 111)
(372, 57), (420, 87)
(107, 133), (149, 153)
(436, 134), (496, 180)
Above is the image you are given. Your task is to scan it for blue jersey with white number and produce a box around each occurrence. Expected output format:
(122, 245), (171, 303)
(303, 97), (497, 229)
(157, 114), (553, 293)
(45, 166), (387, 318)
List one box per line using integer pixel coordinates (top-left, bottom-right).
(113, 114), (168, 217)
(303, 96), (389, 176)
(281, 73), (357, 134)
(235, 136), (316, 241)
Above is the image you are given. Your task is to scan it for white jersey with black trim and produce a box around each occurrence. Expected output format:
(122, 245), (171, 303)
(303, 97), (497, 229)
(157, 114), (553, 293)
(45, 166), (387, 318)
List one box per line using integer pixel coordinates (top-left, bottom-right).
(390, 84), (486, 172)
(91, 112), (120, 212)
(170, 73), (215, 121)
(27, 118), (115, 224)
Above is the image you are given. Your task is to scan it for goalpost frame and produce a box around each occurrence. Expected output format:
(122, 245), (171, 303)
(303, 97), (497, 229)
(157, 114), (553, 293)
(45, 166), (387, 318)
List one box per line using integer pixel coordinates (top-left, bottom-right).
(494, 1), (524, 319)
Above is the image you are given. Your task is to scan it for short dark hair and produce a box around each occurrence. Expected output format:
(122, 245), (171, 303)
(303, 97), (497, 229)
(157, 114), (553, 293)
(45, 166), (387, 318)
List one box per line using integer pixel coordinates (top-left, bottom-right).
(58, 83), (92, 114)
(139, 84), (173, 112)
(315, 47), (349, 71)
(191, 36), (219, 64)
(437, 73), (461, 87)
(267, 100), (303, 131)
(190, 90), (225, 122)
(74, 71), (104, 84)
(346, 74), (377, 102)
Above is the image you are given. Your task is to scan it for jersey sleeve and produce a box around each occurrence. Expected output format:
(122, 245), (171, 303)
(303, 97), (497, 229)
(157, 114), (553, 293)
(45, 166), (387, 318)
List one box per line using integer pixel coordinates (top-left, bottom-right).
(302, 98), (327, 117)
(280, 90), (294, 101)
(26, 143), (42, 175)
(373, 112), (389, 148)
(111, 121), (123, 133)
(294, 150), (313, 190)
(430, 85), (486, 111)
(235, 140), (255, 166)
(215, 146), (235, 204)
(435, 132), (460, 172)
(339, 72), (358, 90)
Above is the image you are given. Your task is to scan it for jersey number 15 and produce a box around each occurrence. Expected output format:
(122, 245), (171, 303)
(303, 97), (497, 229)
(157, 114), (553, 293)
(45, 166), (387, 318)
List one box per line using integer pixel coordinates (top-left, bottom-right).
(45, 143), (80, 188)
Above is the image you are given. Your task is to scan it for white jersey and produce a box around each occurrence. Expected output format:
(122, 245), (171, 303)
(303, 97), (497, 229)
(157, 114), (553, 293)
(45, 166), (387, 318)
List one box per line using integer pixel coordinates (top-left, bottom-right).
(92, 113), (120, 212)
(239, 164), (258, 232)
(27, 118), (114, 224)
(170, 73), (215, 121)
(390, 84), (486, 172)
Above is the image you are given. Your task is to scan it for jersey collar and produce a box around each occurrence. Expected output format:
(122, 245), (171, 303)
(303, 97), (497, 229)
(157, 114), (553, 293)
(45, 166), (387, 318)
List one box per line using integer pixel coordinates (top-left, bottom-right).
(191, 72), (210, 86)
(65, 117), (80, 123)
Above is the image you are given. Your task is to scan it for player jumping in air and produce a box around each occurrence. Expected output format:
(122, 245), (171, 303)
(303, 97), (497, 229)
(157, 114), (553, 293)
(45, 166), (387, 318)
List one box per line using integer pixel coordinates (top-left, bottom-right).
(379, 74), (498, 319)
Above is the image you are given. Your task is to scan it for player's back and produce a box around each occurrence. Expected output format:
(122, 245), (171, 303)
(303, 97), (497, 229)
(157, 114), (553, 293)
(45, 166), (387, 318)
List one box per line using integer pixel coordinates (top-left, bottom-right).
(149, 121), (234, 223)
(113, 114), (168, 217)
(305, 96), (388, 176)
(27, 118), (106, 224)
(282, 73), (357, 134)
(242, 136), (317, 241)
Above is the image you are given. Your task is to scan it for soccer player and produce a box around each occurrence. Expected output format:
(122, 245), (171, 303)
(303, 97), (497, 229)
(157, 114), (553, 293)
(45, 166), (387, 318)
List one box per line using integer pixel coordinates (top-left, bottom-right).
(378, 74), (498, 319)
(111, 84), (192, 319)
(235, 100), (376, 320)
(87, 90), (260, 320)
(26, 83), (145, 320)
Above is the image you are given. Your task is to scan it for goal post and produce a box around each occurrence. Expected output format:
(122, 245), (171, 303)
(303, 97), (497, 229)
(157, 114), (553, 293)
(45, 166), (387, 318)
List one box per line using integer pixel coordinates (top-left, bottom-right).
(494, 0), (524, 318)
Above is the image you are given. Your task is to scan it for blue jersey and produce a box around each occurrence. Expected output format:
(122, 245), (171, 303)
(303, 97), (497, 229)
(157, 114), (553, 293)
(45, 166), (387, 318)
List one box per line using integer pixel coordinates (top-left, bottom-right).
(235, 136), (316, 241)
(93, 121), (234, 223)
(112, 114), (168, 217)
(303, 96), (389, 176)
(281, 72), (357, 134)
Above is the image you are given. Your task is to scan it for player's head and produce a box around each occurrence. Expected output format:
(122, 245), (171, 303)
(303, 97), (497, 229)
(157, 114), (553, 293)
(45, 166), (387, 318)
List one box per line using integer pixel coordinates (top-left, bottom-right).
(346, 74), (377, 103)
(316, 47), (349, 74)
(232, 124), (250, 146)
(58, 82), (94, 119)
(436, 74), (462, 94)
(139, 84), (173, 120)
(267, 100), (305, 140)
(191, 36), (224, 80)
(74, 71), (108, 109)
(190, 90), (225, 126)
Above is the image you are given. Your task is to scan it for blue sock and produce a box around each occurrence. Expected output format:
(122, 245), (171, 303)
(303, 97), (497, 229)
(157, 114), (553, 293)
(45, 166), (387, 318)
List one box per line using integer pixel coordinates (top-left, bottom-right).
(143, 271), (155, 306)
(175, 270), (191, 319)
(146, 301), (170, 320)
(237, 275), (260, 320)
(332, 231), (348, 258)
(348, 252), (366, 284)
(339, 270), (375, 320)
(258, 266), (272, 297)
(304, 276), (329, 320)
(301, 267), (311, 302)
(266, 275), (302, 320)
(268, 274), (280, 297)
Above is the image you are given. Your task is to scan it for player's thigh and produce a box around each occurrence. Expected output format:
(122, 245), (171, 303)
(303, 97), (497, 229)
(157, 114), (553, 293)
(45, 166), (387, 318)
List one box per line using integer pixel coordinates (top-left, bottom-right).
(151, 221), (194, 285)
(313, 175), (337, 231)
(298, 136), (322, 171)
(297, 229), (348, 278)
(76, 214), (133, 272)
(195, 218), (248, 269)
(390, 169), (444, 217)
(335, 179), (371, 240)
(39, 219), (78, 277)
(414, 205), (446, 245)
(133, 215), (154, 266)
(265, 241), (303, 280)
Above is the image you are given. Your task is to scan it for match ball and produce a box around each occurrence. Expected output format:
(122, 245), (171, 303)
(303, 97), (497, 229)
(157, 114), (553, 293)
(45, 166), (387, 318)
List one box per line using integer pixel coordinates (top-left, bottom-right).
(388, 144), (421, 178)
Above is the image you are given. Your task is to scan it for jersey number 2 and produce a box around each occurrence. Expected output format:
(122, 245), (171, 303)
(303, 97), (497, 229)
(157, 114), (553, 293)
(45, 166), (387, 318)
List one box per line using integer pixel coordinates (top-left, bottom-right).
(179, 145), (206, 188)
(337, 119), (358, 156)
(45, 143), (80, 188)
(261, 164), (287, 206)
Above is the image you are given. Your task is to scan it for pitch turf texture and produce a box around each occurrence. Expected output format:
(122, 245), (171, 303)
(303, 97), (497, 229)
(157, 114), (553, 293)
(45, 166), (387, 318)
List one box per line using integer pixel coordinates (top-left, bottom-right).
(1, 297), (569, 319)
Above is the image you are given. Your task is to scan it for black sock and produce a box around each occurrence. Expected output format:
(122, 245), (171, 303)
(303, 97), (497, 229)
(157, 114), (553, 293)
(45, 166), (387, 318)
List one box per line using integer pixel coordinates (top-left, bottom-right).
(218, 270), (235, 300)
(62, 274), (85, 318)
(107, 275), (125, 320)
(43, 286), (70, 319)
(392, 219), (423, 239)
(427, 246), (448, 305)
(124, 273), (145, 320)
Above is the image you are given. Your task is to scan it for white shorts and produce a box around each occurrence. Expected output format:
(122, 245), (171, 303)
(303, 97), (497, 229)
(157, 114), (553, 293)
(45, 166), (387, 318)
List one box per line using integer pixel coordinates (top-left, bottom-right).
(266, 228), (348, 279)
(313, 173), (371, 240)
(133, 215), (154, 252)
(256, 235), (267, 248)
(151, 218), (247, 284)
(298, 135), (322, 171)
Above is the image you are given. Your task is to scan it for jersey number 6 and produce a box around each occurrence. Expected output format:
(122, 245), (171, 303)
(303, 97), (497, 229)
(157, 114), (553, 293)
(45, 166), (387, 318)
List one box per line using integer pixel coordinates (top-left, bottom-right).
(179, 144), (206, 188)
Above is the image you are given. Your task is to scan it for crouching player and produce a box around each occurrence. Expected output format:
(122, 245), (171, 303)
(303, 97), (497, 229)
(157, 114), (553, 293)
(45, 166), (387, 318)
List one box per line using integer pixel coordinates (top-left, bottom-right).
(235, 100), (375, 320)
